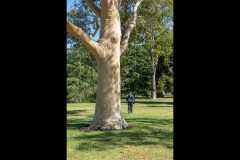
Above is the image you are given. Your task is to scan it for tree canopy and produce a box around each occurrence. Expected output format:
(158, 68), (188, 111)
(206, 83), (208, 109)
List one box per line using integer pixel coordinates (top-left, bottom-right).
(67, 0), (173, 102)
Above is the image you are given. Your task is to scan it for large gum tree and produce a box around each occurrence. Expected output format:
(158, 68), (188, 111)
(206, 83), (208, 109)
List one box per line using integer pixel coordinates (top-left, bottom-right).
(67, 0), (143, 131)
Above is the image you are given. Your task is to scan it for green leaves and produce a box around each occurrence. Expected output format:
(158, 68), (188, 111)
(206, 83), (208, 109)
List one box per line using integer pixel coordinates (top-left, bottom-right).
(120, 0), (173, 98)
(67, 46), (97, 103)
(121, 44), (152, 96)
(157, 73), (173, 95)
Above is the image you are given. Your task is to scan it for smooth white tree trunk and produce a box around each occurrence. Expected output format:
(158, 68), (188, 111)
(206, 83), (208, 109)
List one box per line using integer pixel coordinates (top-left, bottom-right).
(87, 50), (128, 130)
(81, 0), (128, 130)
(67, 0), (143, 131)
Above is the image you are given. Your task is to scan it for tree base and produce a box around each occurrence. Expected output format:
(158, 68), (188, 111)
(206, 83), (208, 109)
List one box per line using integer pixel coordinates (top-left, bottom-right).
(80, 119), (128, 131)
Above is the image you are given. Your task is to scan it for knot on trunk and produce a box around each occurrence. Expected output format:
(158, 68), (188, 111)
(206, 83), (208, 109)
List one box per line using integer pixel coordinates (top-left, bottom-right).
(110, 34), (119, 44)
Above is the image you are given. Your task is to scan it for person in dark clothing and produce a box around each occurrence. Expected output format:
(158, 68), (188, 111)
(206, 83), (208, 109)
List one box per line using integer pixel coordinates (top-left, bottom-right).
(126, 93), (135, 113)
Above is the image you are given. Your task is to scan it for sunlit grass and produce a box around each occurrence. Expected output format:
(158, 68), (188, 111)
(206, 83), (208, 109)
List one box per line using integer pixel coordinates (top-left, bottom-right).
(67, 96), (173, 160)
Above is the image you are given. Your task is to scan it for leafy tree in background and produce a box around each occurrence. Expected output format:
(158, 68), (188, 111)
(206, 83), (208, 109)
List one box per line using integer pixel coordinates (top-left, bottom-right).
(120, 0), (173, 99)
(155, 26), (173, 97)
(121, 43), (152, 97)
(67, 46), (97, 103)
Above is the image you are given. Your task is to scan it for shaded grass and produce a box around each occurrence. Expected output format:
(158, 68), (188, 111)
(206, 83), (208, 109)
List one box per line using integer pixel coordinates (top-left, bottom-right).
(67, 97), (173, 160)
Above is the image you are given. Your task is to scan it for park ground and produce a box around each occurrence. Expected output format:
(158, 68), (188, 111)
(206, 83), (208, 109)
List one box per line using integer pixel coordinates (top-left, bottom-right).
(67, 95), (173, 160)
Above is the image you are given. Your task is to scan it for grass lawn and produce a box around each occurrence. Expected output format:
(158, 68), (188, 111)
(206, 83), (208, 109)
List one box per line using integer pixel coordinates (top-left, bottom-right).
(67, 96), (173, 160)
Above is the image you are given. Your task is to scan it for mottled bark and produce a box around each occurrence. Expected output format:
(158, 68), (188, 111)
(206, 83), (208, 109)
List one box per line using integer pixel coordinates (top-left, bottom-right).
(67, 20), (99, 58)
(67, 0), (143, 131)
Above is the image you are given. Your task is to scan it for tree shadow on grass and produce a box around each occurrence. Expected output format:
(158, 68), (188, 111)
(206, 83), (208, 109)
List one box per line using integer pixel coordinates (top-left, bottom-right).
(67, 109), (94, 130)
(122, 101), (173, 106)
(67, 118), (91, 130)
(67, 109), (89, 116)
(70, 117), (173, 151)
(67, 116), (95, 130)
(143, 105), (173, 108)
(136, 101), (173, 105)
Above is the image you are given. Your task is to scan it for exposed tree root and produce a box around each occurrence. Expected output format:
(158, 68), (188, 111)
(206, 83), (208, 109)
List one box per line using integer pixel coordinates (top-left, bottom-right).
(80, 118), (128, 131)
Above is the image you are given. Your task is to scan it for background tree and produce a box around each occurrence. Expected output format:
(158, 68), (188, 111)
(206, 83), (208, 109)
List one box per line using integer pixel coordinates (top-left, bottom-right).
(128, 0), (173, 99)
(121, 43), (152, 97)
(155, 27), (173, 97)
(67, 46), (97, 102)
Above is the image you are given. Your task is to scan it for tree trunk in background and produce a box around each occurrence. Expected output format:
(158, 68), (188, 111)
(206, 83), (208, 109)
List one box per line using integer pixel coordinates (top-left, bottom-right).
(151, 69), (157, 99)
(150, 53), (157, 99)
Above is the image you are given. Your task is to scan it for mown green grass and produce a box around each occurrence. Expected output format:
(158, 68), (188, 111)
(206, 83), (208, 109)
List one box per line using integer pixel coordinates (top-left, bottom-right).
(67, 96), (173, 160)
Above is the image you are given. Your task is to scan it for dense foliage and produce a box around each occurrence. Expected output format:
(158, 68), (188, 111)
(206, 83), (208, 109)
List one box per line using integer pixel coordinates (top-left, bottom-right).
(67, 46), (97, 102)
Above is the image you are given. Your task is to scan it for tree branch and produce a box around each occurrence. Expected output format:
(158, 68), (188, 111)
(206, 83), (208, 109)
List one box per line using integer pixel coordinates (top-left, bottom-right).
(84, 0), (101, 39)
(84, 0), (101, 17)
(67, 20), (99, 56)
(120, 0), (143, 55)
(91, 15), (99, 37)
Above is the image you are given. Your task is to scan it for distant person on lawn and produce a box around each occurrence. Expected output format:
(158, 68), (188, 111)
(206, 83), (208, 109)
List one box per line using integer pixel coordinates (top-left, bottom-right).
(126, 93), (135, 114)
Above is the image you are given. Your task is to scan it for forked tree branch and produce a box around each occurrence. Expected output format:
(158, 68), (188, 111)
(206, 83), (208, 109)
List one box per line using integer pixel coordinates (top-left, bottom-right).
(84, 0), (101, 39)
(84, 0), (101, 17)
(67, 20), (99, 57)
(120, 0), (143, 55)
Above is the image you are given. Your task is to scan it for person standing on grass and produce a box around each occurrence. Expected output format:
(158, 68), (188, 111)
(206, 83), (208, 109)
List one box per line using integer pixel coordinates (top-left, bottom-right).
(126, 93), (135, 114)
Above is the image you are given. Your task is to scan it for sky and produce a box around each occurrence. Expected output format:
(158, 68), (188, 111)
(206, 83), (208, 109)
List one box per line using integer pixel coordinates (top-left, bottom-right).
(67, 0), (100, 48)
(67, 0), (76, 12)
